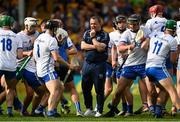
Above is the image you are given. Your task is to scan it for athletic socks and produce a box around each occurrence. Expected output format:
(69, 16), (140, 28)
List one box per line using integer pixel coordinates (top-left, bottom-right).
(74, 102), (81, 112)
(13, 96), (22, 111)
(61, 98), (68, 105)
(154, 104), (162, 118)
(127, 104), (133, 113)
(7, 106), (13, 116)
(122, 103), (127, 112)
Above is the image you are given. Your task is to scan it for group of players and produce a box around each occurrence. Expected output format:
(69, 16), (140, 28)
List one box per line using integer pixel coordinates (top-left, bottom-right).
(0, 4), (179, 119)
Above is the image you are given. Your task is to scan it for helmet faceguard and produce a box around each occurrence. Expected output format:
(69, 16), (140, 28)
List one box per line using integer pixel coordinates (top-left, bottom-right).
(24, 17), (38, 32)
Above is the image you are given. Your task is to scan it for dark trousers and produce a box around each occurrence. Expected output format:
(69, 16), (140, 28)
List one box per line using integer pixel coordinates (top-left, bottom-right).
(81, 61), (106, 113)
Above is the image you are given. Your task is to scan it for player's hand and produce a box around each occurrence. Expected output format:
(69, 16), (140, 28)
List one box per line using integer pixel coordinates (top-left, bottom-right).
(112, 60), (117, 68)
(27, 50), (33, 56)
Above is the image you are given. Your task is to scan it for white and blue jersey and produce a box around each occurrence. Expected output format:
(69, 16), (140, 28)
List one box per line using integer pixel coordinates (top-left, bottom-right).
(146, 32), (177, 82)
(33, 32), (58, 82)
(0, 29), (22, 71)
(119, 26), (150, 80)
(176, 21), (180, 70)
(17, 31), (39, 72)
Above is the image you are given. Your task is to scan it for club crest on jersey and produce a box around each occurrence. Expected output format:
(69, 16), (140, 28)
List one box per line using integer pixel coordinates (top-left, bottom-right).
(97, 37), (100, 41)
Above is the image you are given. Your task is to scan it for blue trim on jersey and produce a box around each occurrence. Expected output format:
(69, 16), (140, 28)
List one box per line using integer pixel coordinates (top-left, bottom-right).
(50, 49), (57, 51)
(146, 67), (170, 83)
(38, 71), (58, 83)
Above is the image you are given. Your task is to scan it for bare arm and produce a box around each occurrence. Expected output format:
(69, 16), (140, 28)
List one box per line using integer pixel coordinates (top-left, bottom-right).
(170, 51), (178, 64)
(92, 38), (106, 52)
(51, 50), (71, 68)
(81, 41), (96, 50)
(111, 45), (117, 68)
(67, 45), (77, 55)
(17, 48), (23, 59)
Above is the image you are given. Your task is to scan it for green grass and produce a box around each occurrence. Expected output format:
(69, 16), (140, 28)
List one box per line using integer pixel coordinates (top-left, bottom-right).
(0, 82), (180, 121)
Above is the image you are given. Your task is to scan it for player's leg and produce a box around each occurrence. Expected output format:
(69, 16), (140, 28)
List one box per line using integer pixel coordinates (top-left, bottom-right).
(21, 81), (34, 116)
(43, 72), (64, 117)
(64, 80), (83, 116)
(3, 71), (18, 116)
(104, 76), (131, 117)
(31, 84), (47, 116)
(123, 81), (133, 116)
(134, 79), (149, 114)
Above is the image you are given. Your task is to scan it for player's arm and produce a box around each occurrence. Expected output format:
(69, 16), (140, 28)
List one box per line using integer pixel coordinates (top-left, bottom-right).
(17, 48), (23, 59)
(170, 51), (178, 64)
(170, 39), (178, 64)
(118, 42), (134, 53)
(141, 38), (150, 51)
(111, 45), (117, 68)
(51, 50), (74, 70)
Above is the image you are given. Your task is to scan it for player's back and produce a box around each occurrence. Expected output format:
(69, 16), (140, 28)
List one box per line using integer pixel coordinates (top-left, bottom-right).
(145, 17), (167, 33)
(33, 33), (58, 77)
(0, 29), (22, 71)
(146, 32), (177, 68)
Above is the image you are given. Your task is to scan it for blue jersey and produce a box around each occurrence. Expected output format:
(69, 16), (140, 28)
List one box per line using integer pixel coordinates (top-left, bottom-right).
(82, 30), (110, 63)
(58, 37), (73, 61)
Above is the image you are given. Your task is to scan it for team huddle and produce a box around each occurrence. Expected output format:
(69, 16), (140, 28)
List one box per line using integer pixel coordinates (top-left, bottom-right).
(0, 4), (180, 118)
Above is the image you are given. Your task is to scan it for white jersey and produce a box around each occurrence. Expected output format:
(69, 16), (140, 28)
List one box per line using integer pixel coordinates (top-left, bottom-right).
(17, 31), (39, 72)
(0, 29), (22, 71)
(109, 30), (124, 65)
(33, 33), (58, 77)
(145, 16), (167, 34)
(146, 32), (177, 68)
(120, 26), (150, 67)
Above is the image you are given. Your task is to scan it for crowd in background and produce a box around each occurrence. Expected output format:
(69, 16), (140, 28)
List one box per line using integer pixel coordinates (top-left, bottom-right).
(0, 0), (179, 61)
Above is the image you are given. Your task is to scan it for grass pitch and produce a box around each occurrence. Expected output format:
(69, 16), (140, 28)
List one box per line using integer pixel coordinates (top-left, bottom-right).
(0, 82), (180, 121)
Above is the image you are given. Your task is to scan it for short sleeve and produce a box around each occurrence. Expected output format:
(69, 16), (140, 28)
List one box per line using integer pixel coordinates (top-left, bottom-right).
(49, 38), (58, 51)
(170, 38), (177, 51)
(66, 37), (73, 48)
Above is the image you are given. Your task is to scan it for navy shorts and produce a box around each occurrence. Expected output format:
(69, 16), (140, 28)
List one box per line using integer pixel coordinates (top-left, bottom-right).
(0, 70), (16, 80)
(22, 69), (42, 89)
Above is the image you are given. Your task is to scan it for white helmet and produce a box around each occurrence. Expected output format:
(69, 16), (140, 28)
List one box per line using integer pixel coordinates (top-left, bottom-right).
(56, 28), (68, 39)
(24, 17), (38, 30)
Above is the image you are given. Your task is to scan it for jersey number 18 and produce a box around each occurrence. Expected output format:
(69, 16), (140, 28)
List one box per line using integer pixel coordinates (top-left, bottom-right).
(1, 38), (12, 51)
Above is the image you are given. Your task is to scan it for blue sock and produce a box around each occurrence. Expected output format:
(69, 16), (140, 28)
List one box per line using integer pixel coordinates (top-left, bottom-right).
(61, 98), (68, 105)
(127, 105), (133, 113)
(37, 105), (45, 112)
(7, 107), (12, 114)
(74, 102), (81, 112)
(47, 108), (57, 116)
(155, 104), (162, 115)
(149, 105), (155, 113)
(13, 96), (22, 110)
(122, 103), (127, 112)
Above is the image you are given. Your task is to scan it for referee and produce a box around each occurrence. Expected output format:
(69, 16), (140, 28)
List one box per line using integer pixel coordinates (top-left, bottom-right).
(81, 15), (110, 117)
